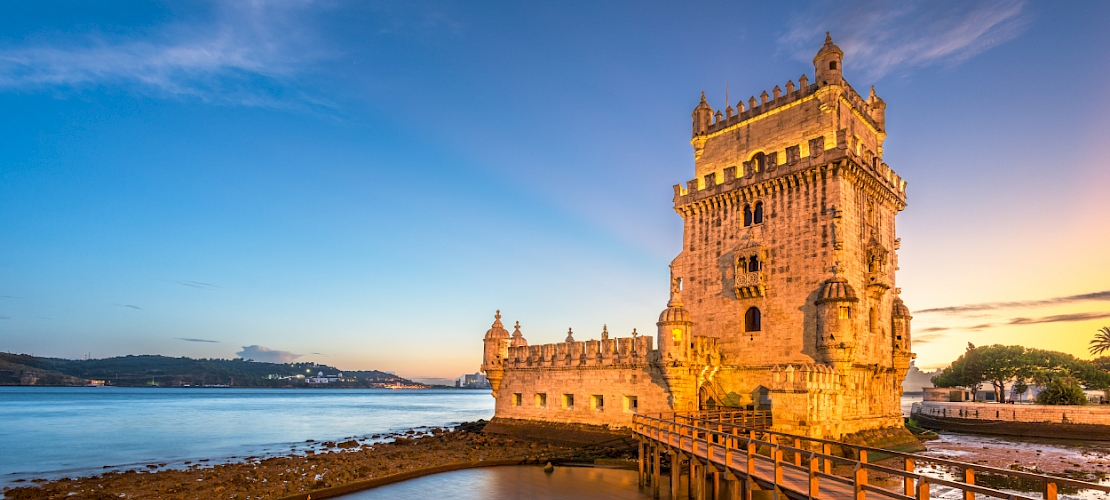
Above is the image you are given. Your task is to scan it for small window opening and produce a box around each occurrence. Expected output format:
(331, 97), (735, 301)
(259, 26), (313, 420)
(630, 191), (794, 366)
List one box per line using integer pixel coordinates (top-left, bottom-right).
(838, 306), (851, 320)
(869, 307), (879, 333)
(745, 307), (762, 332)
(752, 152), (766, 171)
(591, 395), (604, 411)
(738, 257), (748, 273)
(535, 393), (547, 408)
(562, 394), (574, 409)
(753, 202), (764, 224)
(671, 328), (683, 345)
(747, 255), (760, 273)
(623, 395), (639, 413)
(743, 205), (753, 226)
(829, 61), (837, 70)
(512, 393), (522, 407)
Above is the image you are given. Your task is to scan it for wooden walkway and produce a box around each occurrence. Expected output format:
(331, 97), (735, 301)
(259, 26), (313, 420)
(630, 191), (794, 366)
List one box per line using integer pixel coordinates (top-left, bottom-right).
(633, 411), (1110, 500)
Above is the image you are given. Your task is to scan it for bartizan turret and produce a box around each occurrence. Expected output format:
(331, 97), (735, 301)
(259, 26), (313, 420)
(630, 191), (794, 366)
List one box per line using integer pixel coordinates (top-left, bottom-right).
(657, 282), (692, 363)
(813, 32), (844, 87)
(481, 310), (511, 397)
(891, 292), (914, 373)
(815, 269), (858, 373)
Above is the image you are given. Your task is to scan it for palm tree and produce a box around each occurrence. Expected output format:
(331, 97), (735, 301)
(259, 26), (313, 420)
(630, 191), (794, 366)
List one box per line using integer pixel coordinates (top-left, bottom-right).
(1089, 326), (1110, 355)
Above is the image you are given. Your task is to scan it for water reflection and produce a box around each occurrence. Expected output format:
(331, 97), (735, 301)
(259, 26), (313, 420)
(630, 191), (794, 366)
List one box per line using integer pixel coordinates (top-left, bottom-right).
(339, 465), (651, 500)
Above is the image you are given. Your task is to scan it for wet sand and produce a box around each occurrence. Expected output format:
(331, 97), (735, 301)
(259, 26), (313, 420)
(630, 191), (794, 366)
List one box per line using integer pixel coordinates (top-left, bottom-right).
(2, 422), (628, 500)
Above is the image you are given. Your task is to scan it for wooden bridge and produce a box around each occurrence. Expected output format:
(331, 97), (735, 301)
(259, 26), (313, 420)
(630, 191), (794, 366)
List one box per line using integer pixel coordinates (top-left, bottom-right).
(633, 410), (1110, 500)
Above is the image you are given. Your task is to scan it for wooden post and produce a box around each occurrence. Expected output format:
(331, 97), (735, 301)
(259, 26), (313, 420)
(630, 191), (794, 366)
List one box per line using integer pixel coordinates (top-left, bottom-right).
(726, 471), (740, 500)
(1045, 480), (1058, 500)
(774, 448), (783, 485)
(793, 438), (802, 466)
(689, 457), (697, 500)
(963, 468), (974, 500)
(903, 458), (914, 497)
(671, 451), (682, 500)
(822, 443), (832, 474)
(916, 479), (929, 500)
(746, 436), (757, 498)
(712, 470), (721, 500)
(653, 445), (662, 499)
(808, 452), (820, 498)
(639, 438), (646, 489)
(697, 459), (708, 500)
(854, 464), (867, 500)
(859, 449), (867, 464)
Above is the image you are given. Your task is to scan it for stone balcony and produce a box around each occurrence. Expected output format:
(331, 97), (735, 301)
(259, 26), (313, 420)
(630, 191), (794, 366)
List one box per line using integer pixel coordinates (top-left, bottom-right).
(866, 271), (890, 299)
(735, 271), (766, 298)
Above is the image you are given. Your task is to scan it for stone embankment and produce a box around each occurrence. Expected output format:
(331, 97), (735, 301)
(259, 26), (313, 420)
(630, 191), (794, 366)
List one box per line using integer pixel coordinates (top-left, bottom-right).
(2, 421), (632, 500)
(911, 402), (1110, 440)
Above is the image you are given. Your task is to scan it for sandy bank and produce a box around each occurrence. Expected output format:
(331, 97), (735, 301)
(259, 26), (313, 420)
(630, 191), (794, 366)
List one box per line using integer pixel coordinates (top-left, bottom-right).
(2, 421), (633, 500)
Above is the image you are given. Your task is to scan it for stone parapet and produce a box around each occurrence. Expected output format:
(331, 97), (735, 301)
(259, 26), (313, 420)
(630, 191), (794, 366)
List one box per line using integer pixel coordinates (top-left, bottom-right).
(505, 336), (654, 369)
(912, 401), (1110, 425)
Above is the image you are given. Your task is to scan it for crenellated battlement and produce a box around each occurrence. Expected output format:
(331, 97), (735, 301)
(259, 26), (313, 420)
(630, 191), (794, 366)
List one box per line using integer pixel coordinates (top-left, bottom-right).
(770, 364), (840, 394)
(504, 334), (655, 369)
(672, 145), (908, 213)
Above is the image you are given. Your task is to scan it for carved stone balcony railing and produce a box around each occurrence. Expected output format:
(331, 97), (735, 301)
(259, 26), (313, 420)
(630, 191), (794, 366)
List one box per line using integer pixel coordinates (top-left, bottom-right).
(866, 271), (890, 299)
(734, 271), (765, 298)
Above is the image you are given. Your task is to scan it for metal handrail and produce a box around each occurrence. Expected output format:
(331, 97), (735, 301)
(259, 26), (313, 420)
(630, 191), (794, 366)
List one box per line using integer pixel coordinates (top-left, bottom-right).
(633, 410), (1106, 500)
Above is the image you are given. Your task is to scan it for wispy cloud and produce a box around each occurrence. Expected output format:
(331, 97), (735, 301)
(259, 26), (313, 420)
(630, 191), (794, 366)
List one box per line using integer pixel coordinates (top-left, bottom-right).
(779, 0), (1029, 80)
(1009, 312), (1110, 326)
(916, 289), (1110, 315)
(237, 345), (300, 363)
(177, 337), (220, 343)
(0, 316), (10, 320)
(174, 280), (222, 291)
(917, 327), (950, 334)
(0, 1), (329, 108)
(114, 303), (141, 310)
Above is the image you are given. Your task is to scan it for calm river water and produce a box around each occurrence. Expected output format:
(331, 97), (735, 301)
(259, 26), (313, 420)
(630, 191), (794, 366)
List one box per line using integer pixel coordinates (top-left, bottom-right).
(0, 386), (493, 487)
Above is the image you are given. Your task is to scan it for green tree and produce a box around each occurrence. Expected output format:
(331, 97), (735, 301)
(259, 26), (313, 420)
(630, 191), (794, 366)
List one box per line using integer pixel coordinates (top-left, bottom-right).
(1034, 370), (1088, 405)
(1091, 326), (1110, 356)
(932, 343), (985, 394)
(977, 345), (1026, 402)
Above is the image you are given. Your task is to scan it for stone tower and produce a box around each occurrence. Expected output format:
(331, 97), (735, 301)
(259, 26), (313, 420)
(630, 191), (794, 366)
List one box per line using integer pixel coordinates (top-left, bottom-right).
(671, 33), (912, 436)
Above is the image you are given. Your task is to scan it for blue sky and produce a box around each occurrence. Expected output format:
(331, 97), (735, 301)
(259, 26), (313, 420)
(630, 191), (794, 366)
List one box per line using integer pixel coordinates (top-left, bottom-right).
(1, 1), (1108, 379)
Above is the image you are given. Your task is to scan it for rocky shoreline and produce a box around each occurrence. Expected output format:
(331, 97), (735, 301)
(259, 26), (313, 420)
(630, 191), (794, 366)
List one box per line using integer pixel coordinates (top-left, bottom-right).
(2, 421), (633, 500)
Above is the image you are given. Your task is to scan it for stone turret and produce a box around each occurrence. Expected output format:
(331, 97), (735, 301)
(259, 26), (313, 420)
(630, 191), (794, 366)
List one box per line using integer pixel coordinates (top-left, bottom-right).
(481, 310), (511, 397)
(691, 92), (712, 137)
(657, 283), (692, 363)
(869, 86), (886, 131)
(815, 270), (858, 373)
(510, 321), (527, 348)
(813, 32), (844, 87)
(891, 292), (913, 374)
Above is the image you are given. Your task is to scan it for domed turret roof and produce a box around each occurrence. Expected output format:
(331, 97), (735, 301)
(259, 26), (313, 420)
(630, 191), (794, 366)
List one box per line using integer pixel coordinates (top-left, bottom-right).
(813, 32), (843, 63)
(694, 91), (712, 112)
(484, 310), (510, 340)
(816, 275), (858, 303)
(658, 290), (692, 324)
(892, 297), (911, 318)
(510, 321), (527, 347)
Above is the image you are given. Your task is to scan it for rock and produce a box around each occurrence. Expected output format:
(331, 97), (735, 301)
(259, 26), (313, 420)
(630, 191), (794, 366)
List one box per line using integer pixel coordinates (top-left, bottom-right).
(543, 462), (554, 473)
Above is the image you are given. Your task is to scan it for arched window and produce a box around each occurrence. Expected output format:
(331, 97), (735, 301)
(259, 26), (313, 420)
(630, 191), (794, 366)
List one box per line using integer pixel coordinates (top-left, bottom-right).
(748, 255), (760, 273)
(830, 61), (837, 70)
(737, 257), (747, 273)
(745, 307), (762, 332)
(751, 152), (766, 172)
(870, 307), (879, 333)
(753, 202), (764, 224)
(743, 205), (753, 227)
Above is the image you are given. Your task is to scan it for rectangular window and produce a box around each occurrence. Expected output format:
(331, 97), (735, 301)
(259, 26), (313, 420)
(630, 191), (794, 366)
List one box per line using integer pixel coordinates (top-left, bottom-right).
(535, 393), (547, 408)
(512, 393), (522, 407)
(838, 306), (851, 319)
(591, 395), (604, 411)
(623, 395), (638, 413)
(562, 394), (574, 410)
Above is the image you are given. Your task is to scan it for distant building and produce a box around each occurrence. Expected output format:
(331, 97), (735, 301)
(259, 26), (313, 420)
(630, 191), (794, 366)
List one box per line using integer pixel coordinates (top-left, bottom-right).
(306, 371), (346, 384)
(456, 373), (490, 389)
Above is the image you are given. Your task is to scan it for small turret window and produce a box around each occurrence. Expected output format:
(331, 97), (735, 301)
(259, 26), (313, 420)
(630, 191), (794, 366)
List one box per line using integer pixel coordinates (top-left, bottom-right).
(672, 328), (683, 345)
(747, 255), (760, 273)
(743, 205), (753, 226)
(839, 306), (851, 319)
(745, 307), (762, 332)
(829, 61), (837, 70)
(753, 202), (764, 224)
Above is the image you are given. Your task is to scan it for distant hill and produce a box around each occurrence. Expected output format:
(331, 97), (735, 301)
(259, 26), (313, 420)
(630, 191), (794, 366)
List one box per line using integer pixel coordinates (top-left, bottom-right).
(0, 353), (422, 388)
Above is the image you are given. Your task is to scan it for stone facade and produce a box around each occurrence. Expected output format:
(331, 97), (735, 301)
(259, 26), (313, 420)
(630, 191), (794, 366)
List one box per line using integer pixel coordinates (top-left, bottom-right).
(482, 34), (915, 442)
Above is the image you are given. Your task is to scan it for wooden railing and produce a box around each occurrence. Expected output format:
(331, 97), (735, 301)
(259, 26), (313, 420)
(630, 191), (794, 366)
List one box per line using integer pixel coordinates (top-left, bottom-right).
(633, 411), (1110, 500)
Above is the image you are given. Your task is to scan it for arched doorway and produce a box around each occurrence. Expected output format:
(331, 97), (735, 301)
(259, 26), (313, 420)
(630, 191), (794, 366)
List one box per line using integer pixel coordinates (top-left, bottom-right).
(698, 386), (718, 411)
